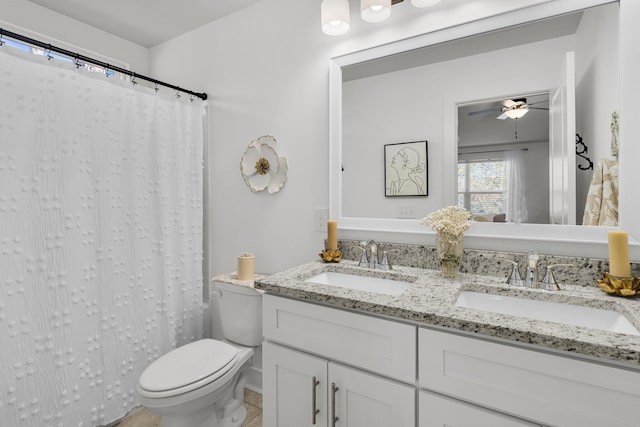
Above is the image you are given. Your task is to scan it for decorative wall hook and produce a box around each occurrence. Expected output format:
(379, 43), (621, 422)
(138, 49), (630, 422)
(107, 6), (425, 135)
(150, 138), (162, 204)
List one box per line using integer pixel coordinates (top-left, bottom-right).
(575, 133), (593, 171)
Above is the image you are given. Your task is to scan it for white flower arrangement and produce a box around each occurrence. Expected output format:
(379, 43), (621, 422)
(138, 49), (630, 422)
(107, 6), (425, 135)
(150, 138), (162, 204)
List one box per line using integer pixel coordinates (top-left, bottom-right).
(419, 206), (472, 236)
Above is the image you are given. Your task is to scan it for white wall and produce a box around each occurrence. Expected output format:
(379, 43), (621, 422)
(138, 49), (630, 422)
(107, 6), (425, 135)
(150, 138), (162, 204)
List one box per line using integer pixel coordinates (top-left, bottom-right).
(0, 0), (149, 72)
(574, 3), (620, 223)
(149, 0), (561, 278)
(341, 36), (573, 220)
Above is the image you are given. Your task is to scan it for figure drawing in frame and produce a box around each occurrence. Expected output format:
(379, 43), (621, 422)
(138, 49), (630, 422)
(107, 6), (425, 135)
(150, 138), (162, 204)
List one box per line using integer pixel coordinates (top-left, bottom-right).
(385, 140), (428, 197)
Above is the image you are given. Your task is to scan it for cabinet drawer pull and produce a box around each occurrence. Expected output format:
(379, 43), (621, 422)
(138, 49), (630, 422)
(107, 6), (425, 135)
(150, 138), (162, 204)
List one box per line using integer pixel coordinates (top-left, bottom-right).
(311, 376), (320, 424)
(331, 382), (340, 426)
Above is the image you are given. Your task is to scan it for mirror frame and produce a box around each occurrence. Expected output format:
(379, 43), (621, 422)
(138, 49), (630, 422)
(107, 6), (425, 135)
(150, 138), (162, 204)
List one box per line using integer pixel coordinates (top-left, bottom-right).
(329, 0), (640, 258)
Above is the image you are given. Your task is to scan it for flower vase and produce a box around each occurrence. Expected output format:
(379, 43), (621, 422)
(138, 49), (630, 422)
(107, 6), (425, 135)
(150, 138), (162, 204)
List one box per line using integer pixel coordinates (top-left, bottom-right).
(436, 232), (464, 278)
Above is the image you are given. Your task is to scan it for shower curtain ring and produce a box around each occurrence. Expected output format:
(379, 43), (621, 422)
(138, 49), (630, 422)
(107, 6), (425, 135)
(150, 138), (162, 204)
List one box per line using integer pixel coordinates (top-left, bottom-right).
(131, 73), (137, 85)
(46, 44), (53, 60)
(175, 89), (181, 99)
(0, 29), (4, 47)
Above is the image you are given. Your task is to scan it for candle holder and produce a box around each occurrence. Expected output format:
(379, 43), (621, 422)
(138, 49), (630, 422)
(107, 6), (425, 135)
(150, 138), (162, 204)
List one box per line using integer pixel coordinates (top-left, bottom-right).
(319, 249), (343, 263)
(596, 273), (640, 297)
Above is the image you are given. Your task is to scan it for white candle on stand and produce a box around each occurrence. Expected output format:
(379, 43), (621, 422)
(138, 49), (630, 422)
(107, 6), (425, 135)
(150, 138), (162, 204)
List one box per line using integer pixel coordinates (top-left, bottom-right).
(327, 220), (338, 250)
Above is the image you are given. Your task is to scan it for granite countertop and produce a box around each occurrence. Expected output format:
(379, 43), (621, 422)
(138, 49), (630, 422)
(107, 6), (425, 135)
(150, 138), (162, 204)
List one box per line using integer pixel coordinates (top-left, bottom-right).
(255, 260), (640, 369)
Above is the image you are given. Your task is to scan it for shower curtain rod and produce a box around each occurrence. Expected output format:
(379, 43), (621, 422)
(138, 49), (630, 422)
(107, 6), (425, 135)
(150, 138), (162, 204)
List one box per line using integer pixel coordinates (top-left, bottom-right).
(0, 28), (208, 100)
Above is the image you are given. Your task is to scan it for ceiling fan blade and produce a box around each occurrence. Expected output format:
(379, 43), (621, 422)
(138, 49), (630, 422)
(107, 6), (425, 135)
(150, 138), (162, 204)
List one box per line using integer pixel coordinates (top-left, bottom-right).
(468, 108), (500, 117)
(497, 112), (509, 120)
(529, 107), (550, 111)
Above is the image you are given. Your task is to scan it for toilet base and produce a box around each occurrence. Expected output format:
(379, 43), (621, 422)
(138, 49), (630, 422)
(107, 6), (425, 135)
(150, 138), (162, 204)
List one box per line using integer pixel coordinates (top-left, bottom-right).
(158, 401), (246, 427)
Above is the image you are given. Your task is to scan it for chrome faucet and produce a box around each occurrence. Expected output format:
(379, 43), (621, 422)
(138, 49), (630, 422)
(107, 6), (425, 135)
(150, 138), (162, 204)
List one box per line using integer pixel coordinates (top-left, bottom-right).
(524, 250), (539, 288)
(367, 240), (378, 269)
(356, 240), (393, 270)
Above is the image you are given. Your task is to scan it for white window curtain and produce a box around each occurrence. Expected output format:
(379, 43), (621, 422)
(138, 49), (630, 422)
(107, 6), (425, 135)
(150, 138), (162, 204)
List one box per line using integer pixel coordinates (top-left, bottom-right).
(0, 47), (205, 426)
(503, 149), (528, 223)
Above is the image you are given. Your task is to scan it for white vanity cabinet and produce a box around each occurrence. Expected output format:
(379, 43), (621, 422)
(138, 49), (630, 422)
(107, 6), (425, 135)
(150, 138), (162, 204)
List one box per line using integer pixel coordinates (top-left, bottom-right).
(419, 390), (540, 427)
(262, 295), (417, 427)
(418, 328), (640, 427)
(264, 341), (415, 427)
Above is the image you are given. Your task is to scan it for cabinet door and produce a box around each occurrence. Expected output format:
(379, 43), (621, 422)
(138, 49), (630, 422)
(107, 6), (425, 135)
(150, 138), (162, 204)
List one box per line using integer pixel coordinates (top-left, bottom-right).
(263, 341), (328, 427)
(419, 390), (540, 427)
(329, 362), (415, 427)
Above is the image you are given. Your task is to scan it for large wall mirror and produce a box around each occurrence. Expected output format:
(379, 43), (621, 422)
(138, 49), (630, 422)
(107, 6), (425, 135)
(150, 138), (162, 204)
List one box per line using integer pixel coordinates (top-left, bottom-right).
(329, 0), (640, 257)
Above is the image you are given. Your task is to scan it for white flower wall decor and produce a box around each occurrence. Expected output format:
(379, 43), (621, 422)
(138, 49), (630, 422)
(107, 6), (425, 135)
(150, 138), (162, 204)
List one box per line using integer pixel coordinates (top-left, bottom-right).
(240, 135), (288, 194)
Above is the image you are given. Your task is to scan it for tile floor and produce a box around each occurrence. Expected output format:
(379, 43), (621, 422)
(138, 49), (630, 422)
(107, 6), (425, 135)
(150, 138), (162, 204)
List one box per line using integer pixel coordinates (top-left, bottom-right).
(114, 389), (262, 427)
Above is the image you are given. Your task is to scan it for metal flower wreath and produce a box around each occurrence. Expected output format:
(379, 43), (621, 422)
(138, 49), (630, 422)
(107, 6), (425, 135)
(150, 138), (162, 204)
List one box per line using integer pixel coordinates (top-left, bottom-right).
(240, 135), (288, 194)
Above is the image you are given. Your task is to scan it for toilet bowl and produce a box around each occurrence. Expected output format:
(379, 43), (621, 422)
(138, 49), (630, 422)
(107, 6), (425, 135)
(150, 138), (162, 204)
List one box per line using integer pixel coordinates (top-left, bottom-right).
(137, 280), (263, 427)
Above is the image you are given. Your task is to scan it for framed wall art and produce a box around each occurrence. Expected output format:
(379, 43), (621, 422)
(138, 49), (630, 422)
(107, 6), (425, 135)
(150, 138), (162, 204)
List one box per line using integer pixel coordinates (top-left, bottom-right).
(384, 140), (428, 197)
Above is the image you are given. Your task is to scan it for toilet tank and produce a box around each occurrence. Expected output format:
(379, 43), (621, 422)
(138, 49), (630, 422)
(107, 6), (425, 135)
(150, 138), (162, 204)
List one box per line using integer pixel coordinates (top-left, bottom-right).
(211, 281), (263, 346)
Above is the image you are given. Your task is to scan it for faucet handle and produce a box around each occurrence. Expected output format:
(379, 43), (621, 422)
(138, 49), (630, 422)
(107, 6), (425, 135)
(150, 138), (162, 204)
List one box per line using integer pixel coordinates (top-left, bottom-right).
(355, 247), (369, 268)
(504, 260), (523, 287)
(378, 249), (399, 271)
(540, 263), (574, 291)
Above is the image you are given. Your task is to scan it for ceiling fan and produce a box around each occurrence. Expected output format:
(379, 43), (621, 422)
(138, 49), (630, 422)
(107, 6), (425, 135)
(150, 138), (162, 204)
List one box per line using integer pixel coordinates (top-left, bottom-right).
(468, 98), (549, 120)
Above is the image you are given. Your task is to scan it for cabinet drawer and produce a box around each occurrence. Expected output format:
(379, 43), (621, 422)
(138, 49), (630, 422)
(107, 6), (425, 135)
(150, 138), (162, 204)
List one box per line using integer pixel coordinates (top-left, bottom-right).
(419, 328), (640, 427)
(263, 295), (416, 383)
(419, 390), (539, 427)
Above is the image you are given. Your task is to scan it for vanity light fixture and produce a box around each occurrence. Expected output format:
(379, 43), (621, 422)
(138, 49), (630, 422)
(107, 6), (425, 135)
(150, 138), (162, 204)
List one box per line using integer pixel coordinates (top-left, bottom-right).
(321, 0), (351, 36)
(361, 0), (392, 23)
(321, 0), (441, 36)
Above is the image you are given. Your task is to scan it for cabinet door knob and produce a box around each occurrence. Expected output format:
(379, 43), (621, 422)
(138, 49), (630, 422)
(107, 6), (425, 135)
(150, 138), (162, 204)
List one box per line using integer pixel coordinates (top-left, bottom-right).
(331, 382), (340, 426)
(312, 376), (320, 425)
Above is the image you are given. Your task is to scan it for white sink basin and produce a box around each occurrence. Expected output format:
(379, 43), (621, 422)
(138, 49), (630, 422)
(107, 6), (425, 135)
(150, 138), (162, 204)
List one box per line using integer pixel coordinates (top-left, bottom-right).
(455, 291), (640, 336)
(305, 271), (412, 296)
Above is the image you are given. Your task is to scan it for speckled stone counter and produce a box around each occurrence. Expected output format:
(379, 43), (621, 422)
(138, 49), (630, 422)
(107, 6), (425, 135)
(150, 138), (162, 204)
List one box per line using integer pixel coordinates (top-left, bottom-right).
(255, 260), (640, 369)
(337, 239), (640, 286)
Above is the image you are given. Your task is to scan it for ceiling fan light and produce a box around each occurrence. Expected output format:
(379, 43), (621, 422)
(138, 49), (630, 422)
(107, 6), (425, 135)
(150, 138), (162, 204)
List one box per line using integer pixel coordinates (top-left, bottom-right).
(321, 0), (351, 36)
(504, 108), (529, 119)
(411, 0), (441, 7)
(361, 0), (391, 23)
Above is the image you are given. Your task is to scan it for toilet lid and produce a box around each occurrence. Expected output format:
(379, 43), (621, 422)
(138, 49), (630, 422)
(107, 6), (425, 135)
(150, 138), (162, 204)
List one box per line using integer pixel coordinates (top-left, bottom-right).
(139, 339), (239, 392)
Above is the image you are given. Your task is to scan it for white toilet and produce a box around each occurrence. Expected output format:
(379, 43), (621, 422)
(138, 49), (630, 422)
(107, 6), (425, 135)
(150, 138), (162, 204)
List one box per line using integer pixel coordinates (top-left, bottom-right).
(137, 280), (263, 427)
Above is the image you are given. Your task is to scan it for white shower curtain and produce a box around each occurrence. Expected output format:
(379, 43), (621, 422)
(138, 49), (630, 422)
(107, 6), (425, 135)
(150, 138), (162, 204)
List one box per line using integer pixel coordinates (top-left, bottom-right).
(0, 47), (204, 426)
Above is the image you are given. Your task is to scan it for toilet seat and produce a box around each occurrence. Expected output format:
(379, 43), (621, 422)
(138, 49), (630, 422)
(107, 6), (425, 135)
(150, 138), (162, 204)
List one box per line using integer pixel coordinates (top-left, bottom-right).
(138, 339), (239, 399)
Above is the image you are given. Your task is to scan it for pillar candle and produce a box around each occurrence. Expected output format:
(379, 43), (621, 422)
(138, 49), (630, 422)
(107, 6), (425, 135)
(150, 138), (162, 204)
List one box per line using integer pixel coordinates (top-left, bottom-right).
(237, 253), (255, 281)
(327, 220), (338, 250)
(608, 231), (631, 277)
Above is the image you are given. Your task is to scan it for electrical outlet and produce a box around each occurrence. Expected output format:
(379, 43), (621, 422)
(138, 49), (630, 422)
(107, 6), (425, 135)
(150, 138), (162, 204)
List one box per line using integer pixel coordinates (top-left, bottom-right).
(314, 208), (329, 232)
(397, 206), (417, 219)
